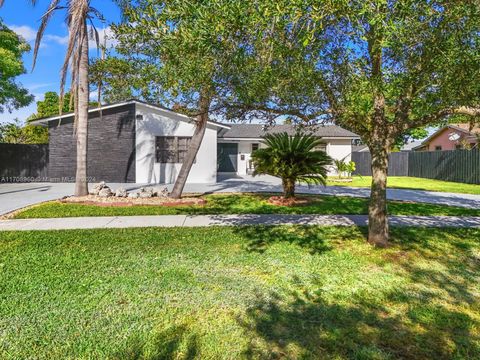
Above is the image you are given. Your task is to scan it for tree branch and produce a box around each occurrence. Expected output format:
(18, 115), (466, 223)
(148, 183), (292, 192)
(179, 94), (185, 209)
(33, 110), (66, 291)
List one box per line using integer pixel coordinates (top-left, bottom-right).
(404, 106), (480, 131)
(224, 102), (333, 123)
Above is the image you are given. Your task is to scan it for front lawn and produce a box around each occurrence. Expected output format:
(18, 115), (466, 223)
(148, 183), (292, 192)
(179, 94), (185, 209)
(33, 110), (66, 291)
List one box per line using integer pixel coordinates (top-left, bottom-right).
(12, 193), (480, 218)
(327, 176), (480, 195)
(0, 226), (479, 359)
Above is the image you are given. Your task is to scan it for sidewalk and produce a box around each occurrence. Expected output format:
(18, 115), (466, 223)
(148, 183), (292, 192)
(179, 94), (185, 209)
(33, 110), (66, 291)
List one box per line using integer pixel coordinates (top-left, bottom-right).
(1, 214), (479, 231)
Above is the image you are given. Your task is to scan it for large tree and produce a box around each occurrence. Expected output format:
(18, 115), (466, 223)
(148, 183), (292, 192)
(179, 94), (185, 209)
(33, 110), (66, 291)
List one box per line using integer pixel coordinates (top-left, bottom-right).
(1, 0), (108, 196)
(112, 0), (258, 198)
(0, 20), (34, 113)
(224, 1), (480, 246)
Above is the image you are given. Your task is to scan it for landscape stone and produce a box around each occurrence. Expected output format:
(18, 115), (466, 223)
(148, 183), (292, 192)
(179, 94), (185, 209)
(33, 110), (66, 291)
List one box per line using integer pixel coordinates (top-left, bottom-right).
(115, 188), (128, 198)
(90, 181), (106, 195)
(138, 191), (152, 198)
(98, 187), (113, 197)
(155, 187), (169, 198)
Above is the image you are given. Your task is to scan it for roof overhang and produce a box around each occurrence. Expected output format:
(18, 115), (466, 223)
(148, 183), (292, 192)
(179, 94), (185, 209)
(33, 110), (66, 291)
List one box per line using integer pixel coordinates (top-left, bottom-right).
(218, 136), (359, 141)
(29, 99), (231, 129)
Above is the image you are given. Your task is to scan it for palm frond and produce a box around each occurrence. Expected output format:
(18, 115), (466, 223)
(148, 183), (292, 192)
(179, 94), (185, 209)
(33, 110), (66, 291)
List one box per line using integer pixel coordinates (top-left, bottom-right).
(32, 0), (61, 70)
(252, 132), (333, 197)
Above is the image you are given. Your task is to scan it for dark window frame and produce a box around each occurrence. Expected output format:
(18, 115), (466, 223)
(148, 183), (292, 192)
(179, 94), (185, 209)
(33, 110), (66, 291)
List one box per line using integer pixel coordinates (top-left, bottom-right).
(434, 145), (442, 151)
(314, 143), (327, 152)
(155, 136), (192, 163)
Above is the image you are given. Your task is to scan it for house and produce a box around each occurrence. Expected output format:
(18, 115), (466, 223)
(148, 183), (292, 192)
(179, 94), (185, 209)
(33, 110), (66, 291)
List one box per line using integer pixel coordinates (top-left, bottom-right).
(31, 100), (359, 184)
(400, 140), (423, 152)
(413, 124), (480, 151)
(217, 123), (358, 176)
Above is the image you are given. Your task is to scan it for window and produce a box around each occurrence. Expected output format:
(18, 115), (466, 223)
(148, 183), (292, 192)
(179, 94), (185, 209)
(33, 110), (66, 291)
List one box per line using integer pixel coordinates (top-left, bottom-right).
(434, 145), (442, 151)
(156, 136), (191, 163)
(455, 144), (462, 150)
(251, 143), (259, 152)
(315, 143), (327, 152)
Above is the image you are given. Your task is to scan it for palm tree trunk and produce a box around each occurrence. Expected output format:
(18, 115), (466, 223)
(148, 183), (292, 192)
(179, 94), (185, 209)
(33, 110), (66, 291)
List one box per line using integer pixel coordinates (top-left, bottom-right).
(282, 178), (295, 198)
(170, 92), (211, 199)
(74, 23), (89, 196)
(368, 144), (389, 247)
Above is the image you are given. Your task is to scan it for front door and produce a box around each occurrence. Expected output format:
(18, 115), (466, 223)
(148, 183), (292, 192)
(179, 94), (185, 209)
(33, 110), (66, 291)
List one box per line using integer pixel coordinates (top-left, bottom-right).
(217, 143), (238, 172)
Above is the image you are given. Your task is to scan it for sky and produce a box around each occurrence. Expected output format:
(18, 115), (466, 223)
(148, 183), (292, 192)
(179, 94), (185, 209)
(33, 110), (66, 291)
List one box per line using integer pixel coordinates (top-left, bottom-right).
(0, 1), (121, 124)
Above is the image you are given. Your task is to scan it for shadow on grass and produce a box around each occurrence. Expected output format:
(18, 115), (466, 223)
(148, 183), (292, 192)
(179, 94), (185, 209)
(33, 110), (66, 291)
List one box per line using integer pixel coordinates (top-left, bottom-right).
(387, 227), (480, 309)
(238, 227), (480, 359)
(240, 283), (479, 359)
(237, 225), (367, 254)
(114, 324), (199, 360)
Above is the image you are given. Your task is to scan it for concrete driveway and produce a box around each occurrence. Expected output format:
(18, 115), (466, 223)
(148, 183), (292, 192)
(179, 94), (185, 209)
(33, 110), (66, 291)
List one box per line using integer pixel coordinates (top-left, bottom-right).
(0, 175), (479, 215)
(0, 182), (141, 215)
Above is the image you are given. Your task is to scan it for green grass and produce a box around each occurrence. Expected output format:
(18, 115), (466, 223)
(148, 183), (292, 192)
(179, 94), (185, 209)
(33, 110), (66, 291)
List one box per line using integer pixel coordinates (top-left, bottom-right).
(0, 226), (479, 359)
(327, 176), (480, 195)
(13, 193), (480, 219)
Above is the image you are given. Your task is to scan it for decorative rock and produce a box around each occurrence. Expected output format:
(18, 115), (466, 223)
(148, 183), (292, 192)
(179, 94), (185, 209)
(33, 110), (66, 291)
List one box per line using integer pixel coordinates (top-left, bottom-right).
(128, 192), (139, 199)
(115, 188), (128, 198)
(155, 187), (169, 198)
(90, 181), (106, 195)
(135, 187), (155, 198)
(98, 187), (113, 197)
(144, 187), (156, 195)
(138, 191), (152, 198)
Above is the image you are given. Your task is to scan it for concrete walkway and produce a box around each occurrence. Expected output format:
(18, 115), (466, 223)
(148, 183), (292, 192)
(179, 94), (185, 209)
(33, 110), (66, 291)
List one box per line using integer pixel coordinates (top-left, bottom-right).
(0, 214), (479, 231)
(1, 175), (479, 215)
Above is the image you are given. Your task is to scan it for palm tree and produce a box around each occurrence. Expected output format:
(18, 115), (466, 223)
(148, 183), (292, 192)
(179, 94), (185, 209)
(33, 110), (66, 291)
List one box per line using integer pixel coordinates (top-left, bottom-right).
(333, 158), (348, 178)
(251, 132), (333, 198)
(0, 0), (103, 196)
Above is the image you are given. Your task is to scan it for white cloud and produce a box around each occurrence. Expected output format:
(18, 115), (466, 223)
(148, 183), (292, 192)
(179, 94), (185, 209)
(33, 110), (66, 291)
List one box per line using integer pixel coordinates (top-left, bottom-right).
(8, 25), (37, 41)
(89, 26), (117, 50)
(8, 24), (68, 48)
(45, 34), (69, 46)
(27, 83), (56, 91)
(8, 24), (117, 51)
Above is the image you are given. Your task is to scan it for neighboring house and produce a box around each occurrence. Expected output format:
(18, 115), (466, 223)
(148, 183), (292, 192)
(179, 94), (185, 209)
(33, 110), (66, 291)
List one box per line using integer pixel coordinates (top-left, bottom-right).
(413, 124), (480, 151)
(31, 100), (359, 184)
(352, 144), (369, 152)
(400, 140), (423, 152)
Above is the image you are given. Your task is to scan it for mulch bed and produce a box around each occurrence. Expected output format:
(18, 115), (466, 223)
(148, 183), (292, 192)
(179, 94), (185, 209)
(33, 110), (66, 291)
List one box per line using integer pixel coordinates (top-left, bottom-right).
(267, 196), (312, 206)
(61, 195), (206, 207)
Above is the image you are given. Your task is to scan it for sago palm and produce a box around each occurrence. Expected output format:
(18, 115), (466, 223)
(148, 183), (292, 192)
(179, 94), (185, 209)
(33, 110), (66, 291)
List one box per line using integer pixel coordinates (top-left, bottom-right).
(251, 132), (333, 198)
(0, 0), (104, 196)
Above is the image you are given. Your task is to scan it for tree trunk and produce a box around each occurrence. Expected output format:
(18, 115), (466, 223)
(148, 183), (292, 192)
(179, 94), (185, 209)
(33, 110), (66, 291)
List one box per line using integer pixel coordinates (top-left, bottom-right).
(368, 144), (389, 247)
(282, 178), (295, 198)
(74, 23), (89, 197)
(170, 93), (211, 199)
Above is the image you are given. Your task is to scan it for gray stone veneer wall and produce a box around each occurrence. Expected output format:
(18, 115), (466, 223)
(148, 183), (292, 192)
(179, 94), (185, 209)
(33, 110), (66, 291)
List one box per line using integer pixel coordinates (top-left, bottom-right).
(48, 103), (136, 183)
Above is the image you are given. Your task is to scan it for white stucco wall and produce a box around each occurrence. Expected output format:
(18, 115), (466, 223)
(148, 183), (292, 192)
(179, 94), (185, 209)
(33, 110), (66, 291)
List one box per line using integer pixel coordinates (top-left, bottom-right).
(135, 104), (218, 184)
(325, 138), (353, 175)
(220, 138), (353, 176)
(326, 139), (352, 161)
